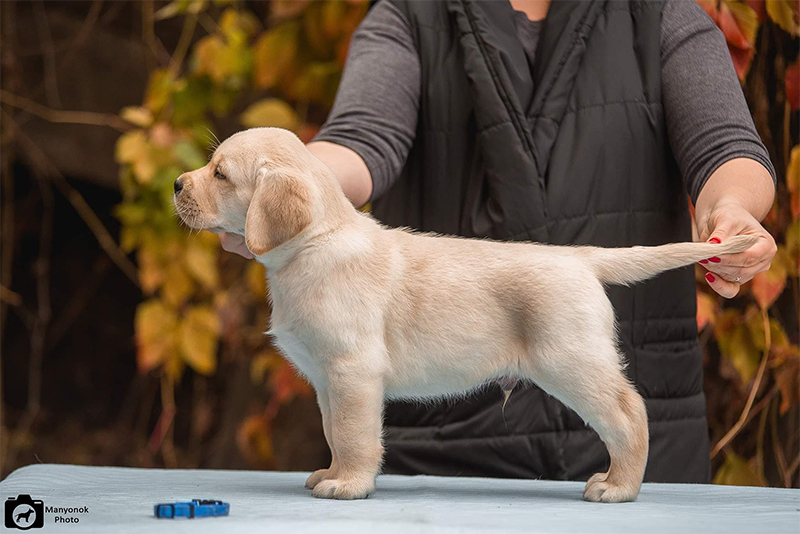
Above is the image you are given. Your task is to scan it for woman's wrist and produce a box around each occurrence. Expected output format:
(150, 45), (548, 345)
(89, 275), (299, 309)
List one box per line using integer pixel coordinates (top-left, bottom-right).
(695, 158), (775, 223)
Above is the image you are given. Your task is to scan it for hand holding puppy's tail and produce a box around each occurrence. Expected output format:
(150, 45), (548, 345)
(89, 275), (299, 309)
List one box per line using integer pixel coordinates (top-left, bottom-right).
(584, 235), (760, 286)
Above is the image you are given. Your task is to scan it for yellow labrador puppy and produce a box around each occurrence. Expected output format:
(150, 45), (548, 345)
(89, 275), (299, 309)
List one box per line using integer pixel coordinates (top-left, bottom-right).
(174, 127), (757, 503)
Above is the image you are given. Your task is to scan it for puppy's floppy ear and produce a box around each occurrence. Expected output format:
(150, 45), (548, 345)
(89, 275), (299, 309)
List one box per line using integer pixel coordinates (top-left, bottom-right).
(245, 167), (313, 256)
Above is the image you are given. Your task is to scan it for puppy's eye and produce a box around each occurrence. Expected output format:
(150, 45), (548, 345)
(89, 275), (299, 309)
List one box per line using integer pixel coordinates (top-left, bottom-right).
(215, 169), (227, 181)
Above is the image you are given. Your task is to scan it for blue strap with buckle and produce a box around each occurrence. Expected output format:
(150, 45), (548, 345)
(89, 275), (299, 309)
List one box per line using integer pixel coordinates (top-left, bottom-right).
(154, 499), (230, 519)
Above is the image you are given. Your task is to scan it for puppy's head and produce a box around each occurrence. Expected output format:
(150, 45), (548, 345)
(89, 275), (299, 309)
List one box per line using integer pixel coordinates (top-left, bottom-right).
(174, 127), (315, 256)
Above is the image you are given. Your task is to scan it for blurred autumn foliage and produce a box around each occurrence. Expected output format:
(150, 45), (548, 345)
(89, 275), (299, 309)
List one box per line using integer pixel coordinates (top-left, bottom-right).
(695, 0), (799, 487)
(0, 0), (797, 486)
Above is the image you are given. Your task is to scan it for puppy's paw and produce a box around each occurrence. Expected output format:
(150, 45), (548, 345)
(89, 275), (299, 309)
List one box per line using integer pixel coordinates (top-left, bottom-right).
(311, 477), (375, 500)
(305, 468), (334, 489)
(586, 471), (608, 486)
(583, 476), (639, 503)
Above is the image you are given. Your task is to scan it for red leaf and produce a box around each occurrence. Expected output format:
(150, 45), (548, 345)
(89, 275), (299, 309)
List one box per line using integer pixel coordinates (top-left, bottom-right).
(750, 247), (793, 309)
(697, 291), (718, 330)
(747, 0), (767, 22)
(729, 45), (757, 80)
(718, 3), (753, 49)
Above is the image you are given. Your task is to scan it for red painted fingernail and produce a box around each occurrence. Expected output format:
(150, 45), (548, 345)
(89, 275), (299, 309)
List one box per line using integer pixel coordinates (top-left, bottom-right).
(705, 273), (716, 283)
(709, 257), (721, 263)
(699, 259), (708, 264)
(709, 238), (721, 244)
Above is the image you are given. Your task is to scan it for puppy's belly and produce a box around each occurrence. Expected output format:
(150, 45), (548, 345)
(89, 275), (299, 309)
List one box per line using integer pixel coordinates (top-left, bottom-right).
(383, 342), (523, 401)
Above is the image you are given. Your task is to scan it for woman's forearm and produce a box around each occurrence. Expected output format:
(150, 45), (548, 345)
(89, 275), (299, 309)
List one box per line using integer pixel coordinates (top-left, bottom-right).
(694, 158), (775, 224)
(307, 140), (373, 208)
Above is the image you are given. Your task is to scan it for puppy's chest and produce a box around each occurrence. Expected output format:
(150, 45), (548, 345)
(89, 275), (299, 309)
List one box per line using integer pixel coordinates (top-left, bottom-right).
(268, 304), (332, 388)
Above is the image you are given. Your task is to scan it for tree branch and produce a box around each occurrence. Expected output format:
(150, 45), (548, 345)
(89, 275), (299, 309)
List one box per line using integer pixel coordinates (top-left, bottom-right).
(0, 89), (131, 132)
(710, 308), (773, 459)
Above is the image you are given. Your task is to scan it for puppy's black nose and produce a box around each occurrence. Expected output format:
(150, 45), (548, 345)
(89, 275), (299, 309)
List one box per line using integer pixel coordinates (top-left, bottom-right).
(174, 177), (184, 194)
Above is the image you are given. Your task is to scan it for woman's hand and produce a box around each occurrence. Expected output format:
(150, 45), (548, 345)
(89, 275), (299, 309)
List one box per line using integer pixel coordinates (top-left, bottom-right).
(693, 158), (777, 299)
(695, 200), (776, 298)
(219, 232), (254, 259)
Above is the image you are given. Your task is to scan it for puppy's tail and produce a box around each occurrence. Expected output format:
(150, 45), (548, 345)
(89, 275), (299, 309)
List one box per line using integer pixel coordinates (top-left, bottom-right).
(582, 235), (760, 286)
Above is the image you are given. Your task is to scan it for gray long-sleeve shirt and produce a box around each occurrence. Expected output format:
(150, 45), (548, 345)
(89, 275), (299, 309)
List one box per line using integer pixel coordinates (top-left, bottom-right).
(315, 0), (776, 204)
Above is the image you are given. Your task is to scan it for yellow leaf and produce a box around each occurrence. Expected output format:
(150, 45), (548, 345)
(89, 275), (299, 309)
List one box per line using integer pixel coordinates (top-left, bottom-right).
(246, 261), (267, 299)
(136, 299), (179, 374)
(180, 305), (220, 375)
(713, 451), (765, 486)
(193, 36), (225, 82)
(162, 262), (194, 307)
(115, 130), (157, 183)
(240, 98), (299, 130)
(144, 69), (174, 113)
(185, 238), (219, 289)
(137, 246), (164, 294)
(219, 8), (260, 39)
(322, 0), (347, 40)
(253, 23), (299, 89)
(750, 246), (793, 309)
(120, 106), (154, 127)
(115, 130), (147, 163)
(237, 414), (273, 465)
(766, 0), (800, 36)
(788, 145), (799, 218)
(725, 0), (759, 46)
(786, 218), (800, 264)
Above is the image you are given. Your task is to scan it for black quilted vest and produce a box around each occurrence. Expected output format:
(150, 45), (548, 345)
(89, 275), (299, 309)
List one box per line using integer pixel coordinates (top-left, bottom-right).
(372, 0), (710, 483)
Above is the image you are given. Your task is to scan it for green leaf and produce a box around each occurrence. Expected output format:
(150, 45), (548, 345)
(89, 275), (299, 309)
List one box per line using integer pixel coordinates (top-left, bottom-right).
(717, 314), (761, 384)
(713, 451), (765, 486)
(114, 202), (149, 226)
(174, 140), (207, 170)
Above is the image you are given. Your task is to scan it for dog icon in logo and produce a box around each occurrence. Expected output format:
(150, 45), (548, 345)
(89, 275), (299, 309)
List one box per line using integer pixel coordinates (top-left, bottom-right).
(5, 495), (44, 530)
(15, 507), (35, 524)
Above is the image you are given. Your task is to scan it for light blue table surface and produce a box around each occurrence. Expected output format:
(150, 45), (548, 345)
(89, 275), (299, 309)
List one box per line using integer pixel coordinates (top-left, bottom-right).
(1, 464), (797, 533)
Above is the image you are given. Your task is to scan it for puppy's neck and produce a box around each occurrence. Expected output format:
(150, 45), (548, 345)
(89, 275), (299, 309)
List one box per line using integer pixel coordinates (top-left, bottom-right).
(255, 165), (362, 274)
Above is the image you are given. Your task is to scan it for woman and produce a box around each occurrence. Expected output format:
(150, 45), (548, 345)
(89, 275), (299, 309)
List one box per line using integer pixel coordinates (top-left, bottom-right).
(222, 0), (776, 483)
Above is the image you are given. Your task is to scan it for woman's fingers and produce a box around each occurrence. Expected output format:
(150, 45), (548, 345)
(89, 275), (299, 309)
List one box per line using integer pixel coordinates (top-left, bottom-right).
(704, 272), (740, 298)
(698, 234), (775, 284)
(219, 232), (255, 259)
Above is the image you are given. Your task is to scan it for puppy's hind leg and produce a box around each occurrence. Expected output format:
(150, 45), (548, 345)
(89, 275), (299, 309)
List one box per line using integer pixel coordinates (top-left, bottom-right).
(524, 343), (649, 503)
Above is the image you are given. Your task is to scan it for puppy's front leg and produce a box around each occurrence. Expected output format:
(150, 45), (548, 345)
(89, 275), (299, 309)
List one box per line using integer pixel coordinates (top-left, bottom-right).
(311, 369), (383, 500)
(305, 388), (339, 489)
